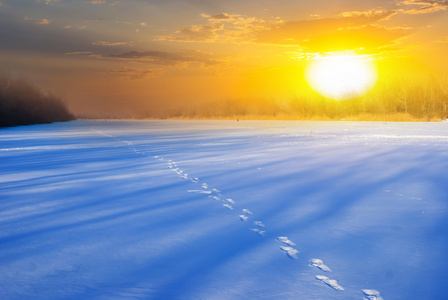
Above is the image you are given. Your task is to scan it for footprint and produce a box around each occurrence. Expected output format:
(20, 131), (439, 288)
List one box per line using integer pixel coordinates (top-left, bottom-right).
(253, 221), (265, 228)
(242, 209), (253, 215)
(277, 236), (296, 246)
(225, 198), (235, 205)
(239, 215), (248, 221)
(223, 204), (234, 210)
(362, 289), (383, 300)
(188, 190), (212, 194)
(315, 275), (344, 291)
(279, 246), (299, 259)
(202, 183), (208, 189)
(309, 258), (332, 272)
(251, 228), (266, 236)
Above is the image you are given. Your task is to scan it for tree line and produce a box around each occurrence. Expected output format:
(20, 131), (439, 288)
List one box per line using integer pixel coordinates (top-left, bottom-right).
(0, 75), (74, 127)
(161, 75), (448, 121)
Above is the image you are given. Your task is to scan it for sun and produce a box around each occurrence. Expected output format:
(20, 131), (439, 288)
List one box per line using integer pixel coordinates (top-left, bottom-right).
(305, 54), (378, 100)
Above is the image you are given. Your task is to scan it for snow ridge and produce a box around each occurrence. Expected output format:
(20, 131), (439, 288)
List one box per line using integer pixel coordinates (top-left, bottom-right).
(92, 127), (383, 299)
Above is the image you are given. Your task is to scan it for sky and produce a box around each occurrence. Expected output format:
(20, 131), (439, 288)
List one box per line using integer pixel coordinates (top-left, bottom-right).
(1, 0), (447, 116)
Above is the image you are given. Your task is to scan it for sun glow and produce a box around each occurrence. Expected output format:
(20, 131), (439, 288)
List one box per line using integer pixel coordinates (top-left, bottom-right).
(305, 54), (378, 100)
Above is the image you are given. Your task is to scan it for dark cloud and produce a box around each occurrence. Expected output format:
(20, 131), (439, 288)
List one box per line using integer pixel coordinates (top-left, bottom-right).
(106, 49), (224, 66)
(0, 13), (96, 55)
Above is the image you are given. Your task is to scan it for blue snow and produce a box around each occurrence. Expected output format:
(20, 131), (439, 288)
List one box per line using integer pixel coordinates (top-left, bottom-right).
(1, 120), (448, 299)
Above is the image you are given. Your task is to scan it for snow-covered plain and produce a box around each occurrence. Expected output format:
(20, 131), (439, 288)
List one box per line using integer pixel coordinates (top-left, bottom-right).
(1, 120), (448, 300)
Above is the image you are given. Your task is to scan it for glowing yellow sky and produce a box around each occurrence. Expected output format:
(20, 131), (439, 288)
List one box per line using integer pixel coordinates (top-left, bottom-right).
(0, 0), (447, 115)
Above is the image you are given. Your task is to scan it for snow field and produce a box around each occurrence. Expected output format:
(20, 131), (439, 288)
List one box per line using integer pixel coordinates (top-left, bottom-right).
(1, 120), (448, 299)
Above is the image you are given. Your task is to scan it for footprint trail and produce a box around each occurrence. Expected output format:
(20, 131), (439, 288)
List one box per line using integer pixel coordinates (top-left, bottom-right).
(93, 128), (384, 299)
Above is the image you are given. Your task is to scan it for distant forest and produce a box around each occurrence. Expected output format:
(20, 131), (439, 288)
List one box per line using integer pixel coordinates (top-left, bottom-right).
(0, 76), (74, 127)
(84, 75), (448, 122)
(162, 76), (448, 122)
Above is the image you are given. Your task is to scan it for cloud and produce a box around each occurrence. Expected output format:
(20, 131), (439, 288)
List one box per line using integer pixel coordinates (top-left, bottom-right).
(36, 19), (50, 24)
(91, 0), (106, 4)
(399, 0), (448, 14)
(305, 25), (407, 52)
(39, 0), (59, 4)
(24, 17), (50, 25)
(157, 13), (278, 42)
(157, 23), (223, 42)
(92, 41), (128, 46)
(106, 49), (224, 66)
(157, 10), (403, 53)
(65, 51), (93, 55)
(105, 67), (161, 80)
(338, 9), (398, 19)
(254, 10), (406, 52)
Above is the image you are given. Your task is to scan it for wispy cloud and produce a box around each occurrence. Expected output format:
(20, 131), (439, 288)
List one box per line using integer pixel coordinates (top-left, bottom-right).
(91, 0), (106, 4)
(24, 17), (50, 25)
(105, 67), (161, 80)
(338, 9), (398, 19)
(42, 0), (59, 4)
(157, 10), (404, 53)
(157, 13), (279, 42)
(157, 23), (223, 42)
(254, 11), (405, 53)
(399, 0), (448, 14)
(65, 51), (93, 55)
(106, 49), (224, 66)
(92, 41), (128, 46)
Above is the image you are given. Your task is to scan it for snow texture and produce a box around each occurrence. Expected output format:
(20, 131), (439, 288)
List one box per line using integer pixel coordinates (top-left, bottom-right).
(1, 120), (448, 299)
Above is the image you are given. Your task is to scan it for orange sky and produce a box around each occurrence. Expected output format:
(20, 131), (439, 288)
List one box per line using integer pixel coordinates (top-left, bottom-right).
(0, 0), (447, 116)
